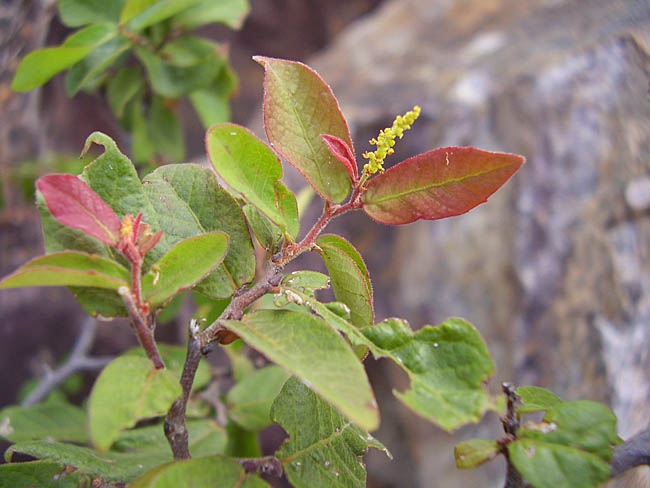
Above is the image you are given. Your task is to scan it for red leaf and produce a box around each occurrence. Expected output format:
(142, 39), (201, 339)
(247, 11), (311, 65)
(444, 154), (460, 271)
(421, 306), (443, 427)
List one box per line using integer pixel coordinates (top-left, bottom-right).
(320, 134), (358, 181)
(362, 147), (524, 225)
(37, 174), (122, 245)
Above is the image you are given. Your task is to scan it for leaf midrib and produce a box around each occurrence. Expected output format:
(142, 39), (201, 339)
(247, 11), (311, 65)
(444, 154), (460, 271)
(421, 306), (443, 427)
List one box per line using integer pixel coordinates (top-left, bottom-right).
(281, 422), (353, 463)
(365, 162), (515, 205)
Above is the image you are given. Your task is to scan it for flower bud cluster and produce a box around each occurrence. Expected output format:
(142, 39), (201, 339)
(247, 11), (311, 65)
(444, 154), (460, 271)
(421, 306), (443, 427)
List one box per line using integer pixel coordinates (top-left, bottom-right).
(362, 105), (421, 175)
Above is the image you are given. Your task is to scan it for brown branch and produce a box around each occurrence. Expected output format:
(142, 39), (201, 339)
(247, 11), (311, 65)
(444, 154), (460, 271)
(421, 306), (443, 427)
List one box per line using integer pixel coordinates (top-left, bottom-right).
(164, 333), (202, 459)
(500, 382), (531, 488)
(164, 197), (360, 459)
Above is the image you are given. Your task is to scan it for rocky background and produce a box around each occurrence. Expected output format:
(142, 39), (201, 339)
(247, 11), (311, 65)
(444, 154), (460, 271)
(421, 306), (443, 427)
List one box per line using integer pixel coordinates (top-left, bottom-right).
(1, 1), (649, 487)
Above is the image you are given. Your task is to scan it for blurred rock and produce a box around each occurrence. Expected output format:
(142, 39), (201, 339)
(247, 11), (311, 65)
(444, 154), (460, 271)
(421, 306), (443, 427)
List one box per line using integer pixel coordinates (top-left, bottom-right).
(293, 0), (650, 486)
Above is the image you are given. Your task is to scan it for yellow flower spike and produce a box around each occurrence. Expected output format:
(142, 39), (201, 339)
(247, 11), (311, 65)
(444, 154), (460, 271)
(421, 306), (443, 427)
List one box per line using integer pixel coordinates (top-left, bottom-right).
(362, 105), (421, 178)
(120, 214), (134, 239)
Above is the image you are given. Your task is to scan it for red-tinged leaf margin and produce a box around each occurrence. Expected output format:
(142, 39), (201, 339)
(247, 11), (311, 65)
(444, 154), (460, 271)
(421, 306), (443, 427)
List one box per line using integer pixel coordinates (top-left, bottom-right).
(37, 174), (122, 245)
(361, 147), (524, 225)
(254, 55), (354, 203)
(0, 251), (130, 290)
(320, 134), (358, 181)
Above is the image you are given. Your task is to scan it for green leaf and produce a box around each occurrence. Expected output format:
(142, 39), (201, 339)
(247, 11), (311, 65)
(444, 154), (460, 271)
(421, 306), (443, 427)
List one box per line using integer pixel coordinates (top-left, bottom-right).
(222, 340), (255, 382)
(454, 439), (500, 469)
(192, 293), (231, 324)
(111, 419), (226, 457)
(142, 164), (255, 298)
(316, 234), (373, 327)
(59, 0), (125, 27)
(276, 286), (365, 351)
(147, 95), (186, 163)
(280, 286), (500, 421)
(275, 181), (299, 240)
(121, 0), (205, 30)
(12, 23), (118, 92)
(36, 133), (254, 316)
(172, 0), (250, 29)
(516, 386), (563, 414)
(519, 401), (620, 461)
(280, 271), (330, 293)
(124, 343), (212, 390)
(206, 123), (286, 228)
(0, 403), (87, 443)
(189, 88), (230, 129)
(107, 67), (145, 120)
(226, 365), (290, 431)
(88, 356), (181, 452)
(142, 232), (229, 307)
(508, 438), (611, 488)
(5, 420), (224, 483)
(65, 36), (131, 96)
(362, 147), (525, 225)
(223, 309), (378, 431)
(254, 56), (353, 203)
(129, 97), (156, 162)
(243, 204), (284, 252)
(225, 420), (261, 457)
(0, 251), (129, 290)
(272, 377), (390, 488)
(362, 317), (500, 432)
(135, 36), (222, 98)
(79, 131), (156, 230)
(130, 456), (268, 488)
(0, 460), (91, 488)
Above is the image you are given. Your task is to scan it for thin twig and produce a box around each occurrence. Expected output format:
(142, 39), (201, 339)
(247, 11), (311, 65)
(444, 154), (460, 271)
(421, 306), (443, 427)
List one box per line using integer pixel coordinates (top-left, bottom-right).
(501, 382), (531, 488)
(22, 317), (113, 406)
(119, 286), (164, 369)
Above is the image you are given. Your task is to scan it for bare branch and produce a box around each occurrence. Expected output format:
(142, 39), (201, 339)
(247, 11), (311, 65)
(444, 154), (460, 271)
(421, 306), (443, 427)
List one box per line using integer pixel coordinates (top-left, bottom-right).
(501, 383), (531, 488)
(22, 317), (113, 407)
(164, 198), (360, 459)
(164, 330), (203, 459)
(611, 425), (650, 477)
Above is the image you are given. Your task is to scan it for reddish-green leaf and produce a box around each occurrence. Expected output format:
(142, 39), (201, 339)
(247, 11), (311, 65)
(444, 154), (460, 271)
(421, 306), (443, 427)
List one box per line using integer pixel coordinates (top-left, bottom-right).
(254, 56), (353, 203)
(362, 147), (524, 225)
(36, 174), (122, 246)
(321, 134), (358, 181)
(0, 251), (129, 290)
